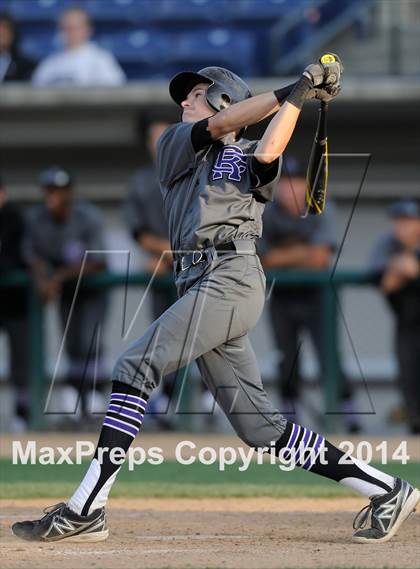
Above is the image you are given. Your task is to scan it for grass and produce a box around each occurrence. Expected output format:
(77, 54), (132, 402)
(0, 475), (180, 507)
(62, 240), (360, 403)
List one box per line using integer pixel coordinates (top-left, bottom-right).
(1, 459), (419, 500)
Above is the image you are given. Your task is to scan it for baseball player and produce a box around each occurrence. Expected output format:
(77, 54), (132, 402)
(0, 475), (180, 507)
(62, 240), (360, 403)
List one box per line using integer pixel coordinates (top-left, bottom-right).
(24, 167), (109, 419)
(369, 200), (420, 434)
(12, 64), (419, 544)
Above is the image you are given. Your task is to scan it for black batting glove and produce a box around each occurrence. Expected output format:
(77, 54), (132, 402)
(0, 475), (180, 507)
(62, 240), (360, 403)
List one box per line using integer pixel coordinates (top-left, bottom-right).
(307, 83), (341, 103)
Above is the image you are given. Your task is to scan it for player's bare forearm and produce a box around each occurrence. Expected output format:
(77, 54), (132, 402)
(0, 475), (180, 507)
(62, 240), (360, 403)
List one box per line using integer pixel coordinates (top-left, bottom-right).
(138, 232), (172, 258)
(30, 258), (59, 303)
(262, 244), (331, 270)
(254, 101), (301, 163)
(31, 258), (49, 290)
(55, 260), (105, 282)
(381, 253), (420, 292)
(302, 245), (332, 269)
(261, 244), (310, 269)
(381, 269), (407, 293)
(207, 91), (280, 139)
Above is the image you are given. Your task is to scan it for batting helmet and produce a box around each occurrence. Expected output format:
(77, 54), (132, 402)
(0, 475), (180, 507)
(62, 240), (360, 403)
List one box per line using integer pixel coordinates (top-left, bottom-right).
(169, 66), (252, 111)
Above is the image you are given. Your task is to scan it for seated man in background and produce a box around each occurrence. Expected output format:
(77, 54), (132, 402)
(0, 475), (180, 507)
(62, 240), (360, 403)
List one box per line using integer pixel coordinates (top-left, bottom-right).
(24, 167), (108, 422)
(0, 12), (35, 82)
(123, 117), (176, 429)
(369, 199), (420, 434)
(0, 175), (29, 429)
(260, 158), (358, 431)
(32, 6), (125, 87)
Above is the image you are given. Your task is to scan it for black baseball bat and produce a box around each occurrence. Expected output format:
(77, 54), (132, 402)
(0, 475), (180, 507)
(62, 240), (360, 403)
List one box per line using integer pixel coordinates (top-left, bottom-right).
(305, 100), (329, 216)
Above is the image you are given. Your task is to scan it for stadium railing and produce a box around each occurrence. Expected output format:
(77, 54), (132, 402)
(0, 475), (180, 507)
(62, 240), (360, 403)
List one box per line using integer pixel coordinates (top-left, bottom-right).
(0, 269), (379, 431)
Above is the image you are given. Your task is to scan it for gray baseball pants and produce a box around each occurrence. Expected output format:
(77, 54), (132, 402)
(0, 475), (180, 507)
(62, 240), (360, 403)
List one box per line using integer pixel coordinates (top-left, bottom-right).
(112, 244), (287, 447)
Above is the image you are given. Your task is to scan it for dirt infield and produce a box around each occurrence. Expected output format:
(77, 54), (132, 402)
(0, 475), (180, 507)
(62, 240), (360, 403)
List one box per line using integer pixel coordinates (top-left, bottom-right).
(1, 497), (419, 569)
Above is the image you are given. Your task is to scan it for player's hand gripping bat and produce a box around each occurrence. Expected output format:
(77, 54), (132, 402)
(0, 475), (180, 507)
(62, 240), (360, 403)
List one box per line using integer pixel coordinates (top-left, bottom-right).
(304, 53), (343, 217)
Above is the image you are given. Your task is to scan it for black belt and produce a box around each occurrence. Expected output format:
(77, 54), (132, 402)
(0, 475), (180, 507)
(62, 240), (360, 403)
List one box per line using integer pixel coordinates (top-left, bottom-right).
(177, 241), (236, 273)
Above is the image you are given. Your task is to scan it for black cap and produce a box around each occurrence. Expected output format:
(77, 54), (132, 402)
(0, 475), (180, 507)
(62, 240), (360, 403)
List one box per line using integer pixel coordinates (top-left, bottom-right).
(389, 199), (419, 219)
(39, 166), (73, 189)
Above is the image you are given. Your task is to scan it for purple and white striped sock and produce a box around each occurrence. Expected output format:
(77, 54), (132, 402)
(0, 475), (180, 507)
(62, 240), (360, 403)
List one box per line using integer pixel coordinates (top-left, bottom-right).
(281, 423), (325, 470)
(276, 421), (394, 498)
(103, 392), (147, 438)
(68, 382), (149, 516)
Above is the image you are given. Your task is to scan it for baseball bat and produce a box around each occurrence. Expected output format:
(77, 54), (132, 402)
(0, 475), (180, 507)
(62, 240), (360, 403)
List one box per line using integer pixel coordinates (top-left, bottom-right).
(304, 100), (329, 216)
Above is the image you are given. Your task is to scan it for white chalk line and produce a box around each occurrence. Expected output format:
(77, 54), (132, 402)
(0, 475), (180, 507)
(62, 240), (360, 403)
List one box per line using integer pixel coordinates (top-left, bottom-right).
(134, 535), (247, 541)
(48, 547), (215, 556)
(0, 534), (247, 553)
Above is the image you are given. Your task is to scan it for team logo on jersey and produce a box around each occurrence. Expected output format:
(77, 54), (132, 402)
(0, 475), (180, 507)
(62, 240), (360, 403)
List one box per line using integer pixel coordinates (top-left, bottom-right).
(212, 145), (247, 182)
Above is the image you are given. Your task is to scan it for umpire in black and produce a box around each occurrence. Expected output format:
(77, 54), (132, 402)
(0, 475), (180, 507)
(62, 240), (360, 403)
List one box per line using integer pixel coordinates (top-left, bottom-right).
(260, 158), (358, 430)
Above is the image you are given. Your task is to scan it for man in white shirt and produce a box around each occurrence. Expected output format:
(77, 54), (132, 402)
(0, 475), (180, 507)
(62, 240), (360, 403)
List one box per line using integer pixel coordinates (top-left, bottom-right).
(32, 7), (125, 87)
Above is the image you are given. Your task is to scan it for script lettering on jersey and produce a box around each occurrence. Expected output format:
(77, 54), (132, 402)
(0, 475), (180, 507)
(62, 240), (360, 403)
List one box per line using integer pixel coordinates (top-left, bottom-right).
(212, 145), (247, 182)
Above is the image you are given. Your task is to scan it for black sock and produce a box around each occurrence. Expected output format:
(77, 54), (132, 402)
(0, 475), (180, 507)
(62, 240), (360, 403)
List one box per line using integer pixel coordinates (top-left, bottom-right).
(68, 381), (149, 515)
(275, 422), (394, 497)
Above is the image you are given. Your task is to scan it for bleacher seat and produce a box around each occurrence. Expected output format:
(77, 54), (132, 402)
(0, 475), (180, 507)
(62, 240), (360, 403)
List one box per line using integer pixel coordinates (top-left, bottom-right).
(318, 0), (356, 23)
(7, 0), (71, 22)
(97, 27), (257, 79)
(226, 0), (299, 22)
(3, 0), (369, 80)
(0, 0), (11, 13)
(139, 0), (231, 24)
(20, 30), (60, 61)
(164, 28), (257, 78)
(98, 28), (168, 62)
(85, 0), (139, 23)
(97, 29), (170, 79)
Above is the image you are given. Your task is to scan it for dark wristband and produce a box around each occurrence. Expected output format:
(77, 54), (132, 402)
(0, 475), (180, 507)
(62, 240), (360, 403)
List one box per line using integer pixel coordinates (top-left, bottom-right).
(191, 118), (213, 152)
(273, 83), (296, 105)
(286, 75), (312, 110)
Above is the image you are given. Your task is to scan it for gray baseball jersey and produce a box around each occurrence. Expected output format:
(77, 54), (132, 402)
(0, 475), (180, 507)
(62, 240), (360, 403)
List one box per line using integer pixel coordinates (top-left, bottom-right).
(369, 233), (420, 276)
(369, 232), (420, 324)
(24, 200), (108, 358)
(112, 120), (289, 448)
(123, 165), (175, 321)
(261, 199), (337, 253)
(157, 122), (282, 253)
(24, 201), (106, 268)
(123, 165), (169, 241)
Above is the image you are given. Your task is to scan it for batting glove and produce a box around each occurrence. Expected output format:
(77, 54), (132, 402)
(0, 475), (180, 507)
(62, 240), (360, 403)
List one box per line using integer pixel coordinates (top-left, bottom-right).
(303, 53), (343, 88)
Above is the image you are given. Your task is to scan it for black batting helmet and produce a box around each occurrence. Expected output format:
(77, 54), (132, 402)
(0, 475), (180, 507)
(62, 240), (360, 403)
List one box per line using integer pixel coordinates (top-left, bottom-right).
(169, 66), (252, 111)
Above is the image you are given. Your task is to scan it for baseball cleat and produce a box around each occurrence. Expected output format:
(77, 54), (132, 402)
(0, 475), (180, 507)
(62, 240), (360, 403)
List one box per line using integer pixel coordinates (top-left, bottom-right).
(352, 477), (420, 543)
(12, 502), (109, 543)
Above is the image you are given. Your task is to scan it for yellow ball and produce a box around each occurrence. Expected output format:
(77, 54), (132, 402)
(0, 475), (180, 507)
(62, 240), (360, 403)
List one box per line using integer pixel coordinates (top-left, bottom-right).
(320, 54), (337, 64)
